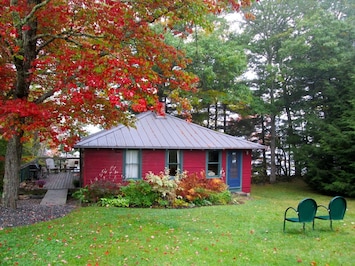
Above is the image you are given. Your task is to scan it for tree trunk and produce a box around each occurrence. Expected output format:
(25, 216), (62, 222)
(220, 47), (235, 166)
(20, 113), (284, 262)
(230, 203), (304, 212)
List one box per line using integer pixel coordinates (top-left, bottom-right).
(261, 115), (268, 183)
(269, 76), (277, 183)
(1, 1), (38, 208)
(214, 102), (218, 130)
(269, 114), (277, 183)
(2, 135), (23, 209)
(223, 104), (227, 132)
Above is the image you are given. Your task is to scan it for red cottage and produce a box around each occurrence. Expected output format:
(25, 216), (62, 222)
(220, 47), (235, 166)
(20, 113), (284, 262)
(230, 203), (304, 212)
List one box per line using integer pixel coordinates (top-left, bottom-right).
(74, 111), (264, 194)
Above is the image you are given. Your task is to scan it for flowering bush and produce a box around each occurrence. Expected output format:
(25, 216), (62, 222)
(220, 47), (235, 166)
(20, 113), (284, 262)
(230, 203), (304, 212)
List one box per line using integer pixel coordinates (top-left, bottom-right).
(75, 168), (231, 207)
(145, 168), (186, 201)
(73, 166), (126, 203)
(176, 171), (230, 204)
(36, 179), (46, 187)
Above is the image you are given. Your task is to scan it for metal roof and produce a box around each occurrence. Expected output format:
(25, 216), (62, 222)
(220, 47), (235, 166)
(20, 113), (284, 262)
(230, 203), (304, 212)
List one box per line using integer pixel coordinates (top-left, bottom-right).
(75, 111), (265, 150)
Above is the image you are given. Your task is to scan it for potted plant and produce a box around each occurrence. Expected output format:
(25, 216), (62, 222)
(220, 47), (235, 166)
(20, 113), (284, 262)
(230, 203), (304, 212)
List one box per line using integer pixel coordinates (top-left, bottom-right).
(36, 179), (46, 188)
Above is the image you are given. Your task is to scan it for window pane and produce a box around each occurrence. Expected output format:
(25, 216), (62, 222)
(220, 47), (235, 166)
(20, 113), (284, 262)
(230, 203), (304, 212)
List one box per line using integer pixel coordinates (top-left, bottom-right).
(207, 151), (220, 177)
(168, 150), (180, 176)
(207, 164), (219, 176)
(126, 150), (139, 163)
(208, 151), (219, 162)
(126, 150), (139, 179)
(169, 150), (178, 164)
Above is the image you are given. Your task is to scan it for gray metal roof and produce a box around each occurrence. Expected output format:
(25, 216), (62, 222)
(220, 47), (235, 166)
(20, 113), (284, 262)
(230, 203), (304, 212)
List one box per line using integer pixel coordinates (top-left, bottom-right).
(75, 111), (265, 150)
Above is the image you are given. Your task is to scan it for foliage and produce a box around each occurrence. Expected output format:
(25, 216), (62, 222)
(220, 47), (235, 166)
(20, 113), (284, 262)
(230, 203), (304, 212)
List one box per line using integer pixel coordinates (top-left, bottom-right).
(88, 179), (122, 202)
(177, 171), (229, 204)
(99, 196), (130, 208)
(1, 180), (354, 265)
(72, 187), (90, 204)
(81, 170), (231, 208)
(172, 196), (190, 208)
(207, 190), (232, 205)
(240, 0), (355, 193)
(119, 180), (160, 208)
(279, 1), (355, 196)
(72, 179), (122, 204)
(72, 179), (80, 188)
(0, 0), (254, 209)
(144, 169), (185, 201)
(35, 179), (46, 187)
(167, 15), (250, 129)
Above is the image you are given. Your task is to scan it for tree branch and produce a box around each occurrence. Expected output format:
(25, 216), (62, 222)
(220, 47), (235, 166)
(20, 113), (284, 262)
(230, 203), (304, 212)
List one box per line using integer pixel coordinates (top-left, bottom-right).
(35, 31), (105, 52)
(22, 0), (51, 26)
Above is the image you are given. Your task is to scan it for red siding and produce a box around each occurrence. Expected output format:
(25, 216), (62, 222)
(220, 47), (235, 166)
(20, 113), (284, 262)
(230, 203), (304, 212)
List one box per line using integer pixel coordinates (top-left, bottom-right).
(183, 150), (206, 173)
(80, 148), (252, 193)
(241, 150), (252, 193)
(82, 149), (123, 186)
(141, 150), (208, 176)
(141, 150), (165, 176)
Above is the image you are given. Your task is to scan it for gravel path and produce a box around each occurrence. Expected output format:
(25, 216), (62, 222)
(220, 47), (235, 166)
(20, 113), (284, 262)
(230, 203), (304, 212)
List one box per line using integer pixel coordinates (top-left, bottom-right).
(0, 198), (78, 229)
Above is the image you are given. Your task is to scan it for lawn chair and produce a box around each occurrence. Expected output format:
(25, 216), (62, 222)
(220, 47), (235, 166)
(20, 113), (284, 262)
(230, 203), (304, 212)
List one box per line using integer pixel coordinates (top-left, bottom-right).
(45, 158), (59, 173)
(315, 196), (347, 230)
(283, 198), (317, 232)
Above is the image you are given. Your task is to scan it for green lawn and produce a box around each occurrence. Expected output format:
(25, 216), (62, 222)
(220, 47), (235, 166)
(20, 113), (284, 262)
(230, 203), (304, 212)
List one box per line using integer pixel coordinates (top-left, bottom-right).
(1, 180), (354, 265)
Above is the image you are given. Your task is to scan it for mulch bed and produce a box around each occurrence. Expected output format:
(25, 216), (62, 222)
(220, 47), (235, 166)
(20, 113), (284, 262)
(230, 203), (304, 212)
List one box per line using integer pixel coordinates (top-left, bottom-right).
(0, 184), (79, 229)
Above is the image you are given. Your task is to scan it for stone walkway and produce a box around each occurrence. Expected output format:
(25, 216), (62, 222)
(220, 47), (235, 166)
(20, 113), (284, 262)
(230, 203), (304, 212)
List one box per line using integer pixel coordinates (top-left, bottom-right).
(40, 171), (79, 206)
(40, 189), (68, 205)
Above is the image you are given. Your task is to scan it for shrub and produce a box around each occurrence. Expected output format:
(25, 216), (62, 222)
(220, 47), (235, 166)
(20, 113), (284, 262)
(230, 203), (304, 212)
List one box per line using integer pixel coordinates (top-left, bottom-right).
(172, 197), (190, 208)
(77, 169), (232, 208)
(177, 171), (229, 203)
(87, 179), (122, 203)
(99, 196), (130, 207)
(74, 166), (126, 203)
(72, 179), (80, 188)
(120, 180), (159, 207)
(36, 179), (46, 187)
(207, 190), (232, 205)
(72, 187), (90, 203)
(144, 169), (185, 203)
(72, 179), (122, 204)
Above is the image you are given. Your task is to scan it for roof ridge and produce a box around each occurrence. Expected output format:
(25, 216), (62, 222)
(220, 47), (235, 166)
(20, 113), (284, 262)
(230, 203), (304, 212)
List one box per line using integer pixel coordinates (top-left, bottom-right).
(75, 111), (265, 150)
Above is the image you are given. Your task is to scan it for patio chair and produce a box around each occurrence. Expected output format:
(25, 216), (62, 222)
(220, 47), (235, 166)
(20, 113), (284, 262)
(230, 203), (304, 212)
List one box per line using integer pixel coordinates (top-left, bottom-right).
(315, 196), (347, 230)
(45, 158), (59, 173)
(283, 198), (317, 232)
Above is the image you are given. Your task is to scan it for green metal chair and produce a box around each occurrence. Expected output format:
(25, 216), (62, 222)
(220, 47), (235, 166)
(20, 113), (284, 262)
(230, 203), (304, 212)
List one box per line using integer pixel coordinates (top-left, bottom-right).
(283, 198), (317, 232)
(315, 196), (347, 230)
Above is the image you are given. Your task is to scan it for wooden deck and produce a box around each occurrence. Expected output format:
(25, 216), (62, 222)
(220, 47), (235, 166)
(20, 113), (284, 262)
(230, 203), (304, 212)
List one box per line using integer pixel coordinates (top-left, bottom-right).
(43, 171), (79, 190)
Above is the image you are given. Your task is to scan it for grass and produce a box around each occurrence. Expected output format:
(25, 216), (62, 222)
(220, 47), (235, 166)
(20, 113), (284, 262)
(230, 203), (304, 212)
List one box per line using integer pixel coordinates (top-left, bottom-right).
(1, 179), (354, 265)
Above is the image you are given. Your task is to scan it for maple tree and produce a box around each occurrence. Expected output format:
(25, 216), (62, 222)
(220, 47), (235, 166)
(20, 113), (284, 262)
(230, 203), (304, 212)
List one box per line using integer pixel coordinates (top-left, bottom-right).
(0, 0), (254, 208)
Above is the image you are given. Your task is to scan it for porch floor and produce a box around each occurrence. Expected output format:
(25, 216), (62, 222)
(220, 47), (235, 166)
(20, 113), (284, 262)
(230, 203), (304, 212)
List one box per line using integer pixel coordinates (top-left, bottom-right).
(40, 171), (79, 206)
(43, 171), (79, 190)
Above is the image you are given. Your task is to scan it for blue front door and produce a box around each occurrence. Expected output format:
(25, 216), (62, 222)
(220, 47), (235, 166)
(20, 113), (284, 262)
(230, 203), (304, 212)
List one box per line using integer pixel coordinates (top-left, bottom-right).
(227, 151), (241, 189)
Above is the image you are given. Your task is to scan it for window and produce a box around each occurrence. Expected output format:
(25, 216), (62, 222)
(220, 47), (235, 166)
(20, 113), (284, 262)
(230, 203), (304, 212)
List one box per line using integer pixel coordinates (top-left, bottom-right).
(167, 150), (182, 176)
(124, 150), (140, 179)
(207, 150), (221, 177)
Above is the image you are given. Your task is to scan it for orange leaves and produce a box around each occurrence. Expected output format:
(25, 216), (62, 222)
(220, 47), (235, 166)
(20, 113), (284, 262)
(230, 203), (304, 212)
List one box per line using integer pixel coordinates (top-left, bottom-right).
(0, 0), (249, 151)
(229, 0), (254, 11)
(177, 172), (228, 202)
